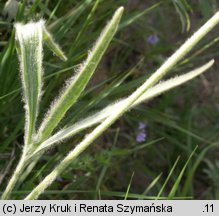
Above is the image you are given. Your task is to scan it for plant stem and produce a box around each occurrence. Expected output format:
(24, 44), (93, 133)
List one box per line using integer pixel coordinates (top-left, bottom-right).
(25, 10), (219, 200)
(1, 154), (27, 200)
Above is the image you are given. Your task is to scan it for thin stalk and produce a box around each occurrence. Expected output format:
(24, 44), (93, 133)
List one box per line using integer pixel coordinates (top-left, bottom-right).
(1, 112), (31, 200)
(1, 19), (66, 200)
(28, 59), (214, 158)
(25, 11), (219, 200)
(1, 154), (27, 200)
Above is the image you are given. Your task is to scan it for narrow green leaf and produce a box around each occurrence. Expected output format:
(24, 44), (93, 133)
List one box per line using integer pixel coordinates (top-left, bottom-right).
(43, 27), (67, 61)
(156, 156), (180, 199)
(181, 142), (218, 196)
(26, 9), (219, 200)
(36, 7), (124, 143)
(30, 60), (214, 158)
(15, 20), (44, 145)
(119, 2), (161, 30)
(124, 172), (135, 200)
(48, 0), (93, 40)
(168, 146), (198, 199)
(142, 173), (162, 197)
(172, 0), (191, 32)
(136, 60), (214, 104)
(68, 0), (100, 57)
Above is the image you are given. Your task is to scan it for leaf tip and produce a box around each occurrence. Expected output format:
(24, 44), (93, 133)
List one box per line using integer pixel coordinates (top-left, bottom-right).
(209, 59), (215, 65)
(116, 6), (124, 16)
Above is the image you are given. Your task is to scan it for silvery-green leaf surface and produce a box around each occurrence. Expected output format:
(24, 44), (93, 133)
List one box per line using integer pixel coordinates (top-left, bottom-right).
(36, 7), (124, 142)
(30, 60), (214, 158)
(15, 20), (44, 145)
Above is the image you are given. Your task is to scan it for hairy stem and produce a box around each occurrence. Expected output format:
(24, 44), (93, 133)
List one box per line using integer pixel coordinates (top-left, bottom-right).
(1, 19), (68, 200)
(1, 154), (27, 200)
(25, 10), (219, 200)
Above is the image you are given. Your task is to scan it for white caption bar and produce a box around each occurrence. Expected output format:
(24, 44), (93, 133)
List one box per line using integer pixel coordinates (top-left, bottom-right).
(0, 201), (218, 216)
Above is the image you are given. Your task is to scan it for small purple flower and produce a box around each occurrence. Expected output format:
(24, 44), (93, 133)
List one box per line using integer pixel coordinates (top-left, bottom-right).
(136, 131), (147, 143)
(136, 122), (147, 143)
(138, 122), (146, 130)
(147, 34), (159, 45)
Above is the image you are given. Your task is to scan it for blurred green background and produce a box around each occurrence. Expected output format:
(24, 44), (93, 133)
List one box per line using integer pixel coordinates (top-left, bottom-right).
(0, 0), (219, 199)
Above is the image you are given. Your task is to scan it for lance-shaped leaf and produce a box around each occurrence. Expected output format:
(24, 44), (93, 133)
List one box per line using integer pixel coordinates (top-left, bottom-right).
(36, 7), (124, 142)
(1, 20), (67, 200)
(15, 20), (67, 146)
(43, 27), (67, 61)
(15, 20), (44, 145)
(25, 9), (219, 199)
(30, 60), (214, 158)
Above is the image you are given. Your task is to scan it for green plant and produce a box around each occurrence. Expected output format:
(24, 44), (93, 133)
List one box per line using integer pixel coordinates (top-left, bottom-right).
(203, 159), (219, 199)
(1, 5), (219, 200)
